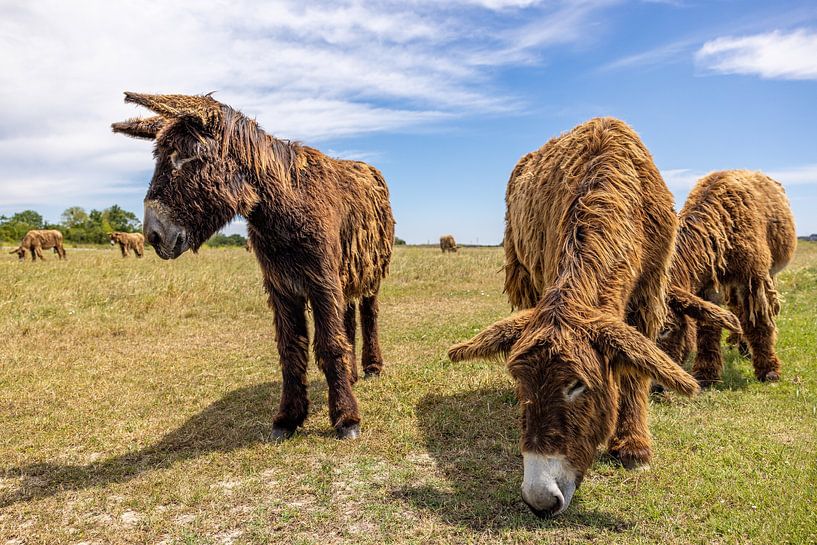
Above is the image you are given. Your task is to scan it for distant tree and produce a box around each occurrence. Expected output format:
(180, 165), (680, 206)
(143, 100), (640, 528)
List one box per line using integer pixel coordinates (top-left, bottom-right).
(61, 206), (88, 229)
(11, 210), (44, 229)
(394, 236), (406, 245)
(207, 233), (248, 247)
(104, 205), (140, 232)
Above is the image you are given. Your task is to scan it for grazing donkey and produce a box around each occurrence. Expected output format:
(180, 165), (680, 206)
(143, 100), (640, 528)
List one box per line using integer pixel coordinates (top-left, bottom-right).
(659, 170), (796, 385)
(112, 92), (395, 440)
(10, 230), (66, 261)
(439, 234), (458, 253)
(448, 118), (700, 517)
(110, 231), (145, 258)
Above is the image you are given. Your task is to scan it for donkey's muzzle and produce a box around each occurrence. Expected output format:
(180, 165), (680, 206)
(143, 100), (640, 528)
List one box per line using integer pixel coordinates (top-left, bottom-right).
(144, 201), (189, 260)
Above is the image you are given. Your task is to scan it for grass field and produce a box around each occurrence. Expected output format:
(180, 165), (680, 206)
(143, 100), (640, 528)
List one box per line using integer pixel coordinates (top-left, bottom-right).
(1, 243), (816, 544)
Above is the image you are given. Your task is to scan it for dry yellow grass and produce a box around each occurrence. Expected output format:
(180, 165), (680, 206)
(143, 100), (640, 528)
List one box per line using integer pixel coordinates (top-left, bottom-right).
(1, 244), (816, 544)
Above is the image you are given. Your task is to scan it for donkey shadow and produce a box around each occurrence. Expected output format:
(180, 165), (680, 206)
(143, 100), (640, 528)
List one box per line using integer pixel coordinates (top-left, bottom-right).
(1, 380), (326, 508)
(396, 386), (630, 532)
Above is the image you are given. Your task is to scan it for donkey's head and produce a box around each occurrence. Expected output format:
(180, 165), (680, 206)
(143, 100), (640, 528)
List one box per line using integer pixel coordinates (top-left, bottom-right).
(448, 295), (699, 518)
(658, 287), (742, 363)
(9, 247), (25, 260)
(109, 232), (121, 246)
(112, 93), (263, 259)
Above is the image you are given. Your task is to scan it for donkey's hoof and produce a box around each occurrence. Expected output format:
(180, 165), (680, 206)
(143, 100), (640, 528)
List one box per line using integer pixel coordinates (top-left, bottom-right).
(336, 423), (360, 440)
(761, 370), (780, 382)
(610, 448), (651, 470)
(269, 426), (295, 443)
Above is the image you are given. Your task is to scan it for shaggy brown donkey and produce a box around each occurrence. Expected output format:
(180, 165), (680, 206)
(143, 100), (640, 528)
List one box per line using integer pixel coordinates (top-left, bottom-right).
(113, 92), (395, 440)
(10, 230), (66, 261)
(659, 170), (796, 386)
(439, 234), (458, 253)
(448, 118), (699, 517)
(110, 231), (145, 257)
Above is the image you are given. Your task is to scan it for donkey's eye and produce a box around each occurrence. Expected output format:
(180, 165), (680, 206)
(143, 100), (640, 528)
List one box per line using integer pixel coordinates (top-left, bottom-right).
(565, 380), (586, 401)
(170, 151), (196, 171)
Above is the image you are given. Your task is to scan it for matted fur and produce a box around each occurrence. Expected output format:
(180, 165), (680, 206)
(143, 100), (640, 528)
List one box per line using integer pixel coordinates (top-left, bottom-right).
(439, 234), (458, 253)
(659, 170), (796, 384)
(113, 92), (394, 438)
(448, 118), (698, 516)
(110, 231), (145, 258)
(10, 230), (66, 261)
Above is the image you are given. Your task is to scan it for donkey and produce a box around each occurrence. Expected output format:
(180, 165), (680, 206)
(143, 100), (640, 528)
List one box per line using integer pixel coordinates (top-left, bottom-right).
(658, 170), (796, 385)
(112, 92), (395, 440)
(448, 118), (700, 517)
(110, 231), (145, 258)
(439, 234), (458, 253)
(10, 230), (66, 261)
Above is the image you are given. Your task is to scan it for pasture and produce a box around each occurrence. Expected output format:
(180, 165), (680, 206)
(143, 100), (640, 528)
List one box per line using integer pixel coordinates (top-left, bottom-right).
(1, 244), (815, 544)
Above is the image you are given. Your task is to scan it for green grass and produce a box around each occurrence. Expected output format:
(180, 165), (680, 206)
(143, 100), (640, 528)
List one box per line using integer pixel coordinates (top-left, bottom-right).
(1, 243), (816, 544)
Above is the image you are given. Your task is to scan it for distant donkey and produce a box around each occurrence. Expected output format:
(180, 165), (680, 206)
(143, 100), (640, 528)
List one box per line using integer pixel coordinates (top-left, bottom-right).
(113, 92), (395, 440)
(10, 229), (66, 261)
(110, 231), (145, 257)
(439, 234), (458, 253)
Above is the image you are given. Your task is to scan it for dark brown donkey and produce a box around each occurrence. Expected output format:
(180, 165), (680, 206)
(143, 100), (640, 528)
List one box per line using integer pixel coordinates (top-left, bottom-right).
(448, 118), (700, 517)
(113, 92), (395, 440)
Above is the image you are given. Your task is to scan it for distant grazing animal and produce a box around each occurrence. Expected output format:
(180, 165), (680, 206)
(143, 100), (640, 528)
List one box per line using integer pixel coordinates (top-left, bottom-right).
(658, 170), (796, 386)
(448, 118), (700, 518)
(10, 230), (66, 261)
(439, 234), (458, 253)
(113, 92), (395, 440)
(110, 231), (145, 258)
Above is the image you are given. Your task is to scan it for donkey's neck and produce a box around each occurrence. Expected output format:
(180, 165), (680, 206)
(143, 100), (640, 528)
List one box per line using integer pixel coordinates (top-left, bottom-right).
(222, 108), (301, 212)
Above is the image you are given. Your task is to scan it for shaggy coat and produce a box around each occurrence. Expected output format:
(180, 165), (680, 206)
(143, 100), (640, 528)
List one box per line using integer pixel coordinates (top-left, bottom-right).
(10, 230), (66, 261)
(112, 92), (395, 439)
(659, 170), (796, 385)
(439, 234), (458, 253)
(110, 231), (145, 258)
(448, 118), (699, 517)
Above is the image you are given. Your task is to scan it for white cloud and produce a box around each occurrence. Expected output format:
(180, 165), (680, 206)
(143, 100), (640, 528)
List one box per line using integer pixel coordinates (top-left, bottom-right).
(661, 168), (702, 191)
(767, 164), (817, 186)
(695, 29), (817, 80)
(0, 0), (613, 207)
(663, 166), (817, 190)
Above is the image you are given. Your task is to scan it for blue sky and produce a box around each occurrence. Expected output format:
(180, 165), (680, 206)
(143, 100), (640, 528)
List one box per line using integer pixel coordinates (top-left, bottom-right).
(1, 0), (816, 244)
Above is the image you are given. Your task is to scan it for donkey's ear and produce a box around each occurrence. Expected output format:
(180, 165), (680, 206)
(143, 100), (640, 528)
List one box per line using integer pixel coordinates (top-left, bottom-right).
(123, 92), (221, 129)
(591, 317), (699, 396)
(448, 309), (535, 362)
(111, 116), (165, 140)
(668, 288), (742, 335)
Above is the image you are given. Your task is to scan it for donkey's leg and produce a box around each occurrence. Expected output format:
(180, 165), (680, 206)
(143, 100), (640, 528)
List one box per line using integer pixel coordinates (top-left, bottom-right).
(691, 320), (724, 388)
(312, 286), (360, 439)
(120, 244), (127, 257)
(360, 294), (384, 378)
(269, 290), (310, 441)
(608, 369), (651, 469)
(344, 301), (359, 384)
(34, 246), (44, 261)
(724, 286), (750, 357)
(743, 275), (782, 382)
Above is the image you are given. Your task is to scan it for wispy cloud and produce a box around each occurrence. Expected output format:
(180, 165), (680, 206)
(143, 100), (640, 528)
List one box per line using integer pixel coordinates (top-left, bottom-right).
(695, 28), (817, 80)
(0, 0), (614, 207)
(662, 165), (817, 193)
(600, 40), (693, 72)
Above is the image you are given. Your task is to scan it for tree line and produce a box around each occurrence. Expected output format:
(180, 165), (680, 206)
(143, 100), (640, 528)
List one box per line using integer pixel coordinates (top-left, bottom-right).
(0, 206), (248, 247)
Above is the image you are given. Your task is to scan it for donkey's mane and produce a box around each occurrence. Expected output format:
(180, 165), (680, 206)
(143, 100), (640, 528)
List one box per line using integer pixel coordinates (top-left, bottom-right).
(219, 106), (301, 184)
